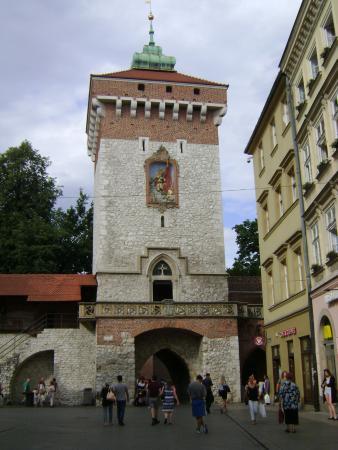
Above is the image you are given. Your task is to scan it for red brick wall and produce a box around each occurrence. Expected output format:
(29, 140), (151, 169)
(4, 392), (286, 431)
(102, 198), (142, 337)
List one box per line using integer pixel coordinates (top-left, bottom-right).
(97, 317), (238, 344)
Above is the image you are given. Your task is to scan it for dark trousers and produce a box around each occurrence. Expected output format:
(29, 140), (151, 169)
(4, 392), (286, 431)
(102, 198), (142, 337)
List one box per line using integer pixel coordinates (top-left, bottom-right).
(117, 400), (126, 424)
(103, 403), (113, 423)
(206, 392), (214, 413)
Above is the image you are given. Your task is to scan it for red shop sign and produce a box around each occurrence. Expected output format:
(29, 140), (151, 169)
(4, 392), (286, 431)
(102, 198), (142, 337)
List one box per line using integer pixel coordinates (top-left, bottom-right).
(279, 327), (297, 338)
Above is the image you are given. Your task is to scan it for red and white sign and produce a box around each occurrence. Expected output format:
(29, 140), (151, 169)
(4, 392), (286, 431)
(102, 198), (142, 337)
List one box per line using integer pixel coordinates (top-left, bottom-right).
(278, 327), (297, 338)
(254, 336), (265, 346)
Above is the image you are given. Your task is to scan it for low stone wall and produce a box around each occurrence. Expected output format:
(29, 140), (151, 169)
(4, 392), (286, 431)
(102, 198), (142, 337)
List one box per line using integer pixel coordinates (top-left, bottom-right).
(0, 325), (96, 405)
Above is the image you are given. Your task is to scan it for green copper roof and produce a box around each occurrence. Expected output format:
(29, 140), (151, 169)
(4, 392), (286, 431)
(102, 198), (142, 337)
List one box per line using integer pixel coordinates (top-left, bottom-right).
(131, 11), (176, 71)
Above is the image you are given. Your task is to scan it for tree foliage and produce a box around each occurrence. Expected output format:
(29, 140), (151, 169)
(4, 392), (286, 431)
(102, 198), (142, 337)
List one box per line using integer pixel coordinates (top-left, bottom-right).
(0, 141), (93, 273)
(227, 219), (260, 276)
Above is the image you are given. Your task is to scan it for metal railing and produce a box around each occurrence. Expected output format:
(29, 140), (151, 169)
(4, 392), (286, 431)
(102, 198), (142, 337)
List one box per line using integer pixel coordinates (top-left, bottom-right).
(0, 313), (78, 362)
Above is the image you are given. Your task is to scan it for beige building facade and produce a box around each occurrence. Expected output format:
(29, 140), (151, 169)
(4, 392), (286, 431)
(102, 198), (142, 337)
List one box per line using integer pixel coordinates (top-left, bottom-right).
(246, 0), (337, 404)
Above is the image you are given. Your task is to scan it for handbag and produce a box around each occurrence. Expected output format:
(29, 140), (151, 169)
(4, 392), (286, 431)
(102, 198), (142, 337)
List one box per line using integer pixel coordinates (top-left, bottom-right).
(106, 390), (116, 402)
(264, 393), (271, 405)
(278, 406), (284, 424)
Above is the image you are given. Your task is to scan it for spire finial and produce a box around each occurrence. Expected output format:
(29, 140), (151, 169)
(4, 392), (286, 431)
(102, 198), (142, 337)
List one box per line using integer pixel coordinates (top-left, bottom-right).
(145, 0), (155, 45)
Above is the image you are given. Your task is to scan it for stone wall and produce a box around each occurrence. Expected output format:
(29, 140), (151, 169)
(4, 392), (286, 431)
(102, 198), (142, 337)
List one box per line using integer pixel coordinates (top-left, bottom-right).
(202, 335), (241, 402)
(0, 325), (96, 405)
(93, 139), (226, 283)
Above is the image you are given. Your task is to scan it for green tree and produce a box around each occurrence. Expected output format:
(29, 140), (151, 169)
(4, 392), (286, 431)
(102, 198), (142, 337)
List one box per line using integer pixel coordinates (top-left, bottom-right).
(54, 190), (93, 273)
(0, 141), (62, 272)
(227, 219), (260, 275)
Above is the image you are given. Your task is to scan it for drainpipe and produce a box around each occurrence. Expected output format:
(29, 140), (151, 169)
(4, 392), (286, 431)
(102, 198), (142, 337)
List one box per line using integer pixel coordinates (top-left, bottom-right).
(284, 73), (320, 411)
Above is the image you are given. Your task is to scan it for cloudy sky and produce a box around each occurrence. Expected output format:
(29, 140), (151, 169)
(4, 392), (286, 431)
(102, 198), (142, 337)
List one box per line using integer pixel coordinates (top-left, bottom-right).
(0, 0), (302, 267)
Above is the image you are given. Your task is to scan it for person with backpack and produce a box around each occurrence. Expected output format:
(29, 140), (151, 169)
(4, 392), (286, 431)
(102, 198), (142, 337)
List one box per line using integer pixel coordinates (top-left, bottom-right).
(218, 376), (231, 414)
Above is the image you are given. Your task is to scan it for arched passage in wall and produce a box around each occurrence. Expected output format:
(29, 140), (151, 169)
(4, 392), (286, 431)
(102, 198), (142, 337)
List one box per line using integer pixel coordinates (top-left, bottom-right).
(10, 350), (54, 403)
(135, 328), (202, 402)
(320, 315), (336, 379)
(241, 347), (266, 386)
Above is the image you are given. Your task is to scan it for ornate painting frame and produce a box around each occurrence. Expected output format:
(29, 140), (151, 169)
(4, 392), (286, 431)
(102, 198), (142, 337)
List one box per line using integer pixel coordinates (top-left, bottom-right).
(144, 146), (179, 211)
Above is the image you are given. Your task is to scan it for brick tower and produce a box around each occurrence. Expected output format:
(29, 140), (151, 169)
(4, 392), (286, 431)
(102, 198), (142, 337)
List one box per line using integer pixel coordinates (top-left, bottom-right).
(84, 10), (241, 400)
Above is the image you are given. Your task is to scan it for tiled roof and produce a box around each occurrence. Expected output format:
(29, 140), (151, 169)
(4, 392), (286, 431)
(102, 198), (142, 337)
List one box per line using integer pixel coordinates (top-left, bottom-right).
(0, 274), (96, 302)
(92, 68), (227, 87)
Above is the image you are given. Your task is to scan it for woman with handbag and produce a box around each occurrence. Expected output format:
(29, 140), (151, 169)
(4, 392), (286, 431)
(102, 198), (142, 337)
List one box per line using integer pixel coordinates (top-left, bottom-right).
(100, 383), (115, 426)
(321, 368), (337, 420)
(245, 375), (259, 424)
(279, 372), (300, 433)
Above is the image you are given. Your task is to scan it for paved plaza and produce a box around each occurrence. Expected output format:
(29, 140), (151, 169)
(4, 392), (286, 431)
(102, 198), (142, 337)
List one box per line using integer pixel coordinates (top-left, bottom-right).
(0, 403), (337, 450)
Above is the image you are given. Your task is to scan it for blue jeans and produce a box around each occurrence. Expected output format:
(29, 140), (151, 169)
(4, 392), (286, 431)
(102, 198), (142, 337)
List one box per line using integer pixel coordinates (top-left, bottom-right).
(117, 400), (126, 424)
(103, 404), (113, 424)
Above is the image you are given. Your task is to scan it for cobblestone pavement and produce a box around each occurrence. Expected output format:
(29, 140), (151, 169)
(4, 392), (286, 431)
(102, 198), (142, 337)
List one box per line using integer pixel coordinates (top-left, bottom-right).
(0, 403), (337, 450)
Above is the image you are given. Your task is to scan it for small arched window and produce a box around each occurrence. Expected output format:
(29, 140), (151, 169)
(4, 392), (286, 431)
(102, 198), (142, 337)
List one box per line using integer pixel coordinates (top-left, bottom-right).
(152, 260), (173, 302)
(153, 261), (172, 276)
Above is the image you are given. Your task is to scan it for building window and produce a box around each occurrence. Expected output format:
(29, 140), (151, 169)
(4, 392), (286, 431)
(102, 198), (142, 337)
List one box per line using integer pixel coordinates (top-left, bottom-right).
(272, 345), (281, 396)
(281, 259), (289, 300)
(161, 215), (165, 228)
(267, 269), (274, 306)
(325, 204), (338, 252)
(263, 203), (270, 234)
(177, 139), (187, 154)
(287, 340), (295, 381)
(297, 78), (306, 104)
(331, 91), (338, 138)
(275, 185), (284, 218)
(303, 143), (313, 182)
(270, 119), (278, 148)
(193, 88), (200, 95)
(309, 47), (319, 79)
(288, 168), (297, 203)
(166, 86), (172, 93)
(282, 99), (290, 127)
(324, 13), (336, 47)
(139, 136), (149, 152)
(311, 222), (322, 265)
(138, 83), (145, 91)
(152, 260), (173, 302)
(296, 249), (304, 291)
(315, 117), (328, 162)
(259, 142), (264, 170)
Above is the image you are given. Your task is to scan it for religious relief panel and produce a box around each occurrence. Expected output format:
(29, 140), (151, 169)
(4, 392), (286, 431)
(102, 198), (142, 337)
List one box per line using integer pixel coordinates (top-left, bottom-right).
(145, 146), (179, 210)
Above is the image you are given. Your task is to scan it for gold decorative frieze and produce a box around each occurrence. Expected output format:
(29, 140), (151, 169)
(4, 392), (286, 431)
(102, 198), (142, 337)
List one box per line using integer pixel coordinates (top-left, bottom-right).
(79, 302), (263, 320)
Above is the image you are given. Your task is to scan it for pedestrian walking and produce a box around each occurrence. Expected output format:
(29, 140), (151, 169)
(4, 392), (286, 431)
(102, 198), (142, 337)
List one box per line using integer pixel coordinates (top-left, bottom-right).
(245, 374), (259, 424)
(37, 378), (46, 406)
(48, 380), (56, 407)
(263, 375), (271, 405)
(113, 375), (130, 426)
(203, 373), (214, 414)
(321, 368), (337, 420)
(276, 370), (287, 401)
(100, 383), (115, 426)
(187, 374), (208, 434)
(218, 376), (231, 414)
(23, 377), (33, 406)
(160, 380), (180, 424)
(135, 376), (147, 406)
(147, 375), (162, 425)
(279, 372), (300, 433)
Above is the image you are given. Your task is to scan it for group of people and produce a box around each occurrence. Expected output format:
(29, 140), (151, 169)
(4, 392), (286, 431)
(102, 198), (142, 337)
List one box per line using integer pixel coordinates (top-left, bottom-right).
(244, 368), (337, 434)
(101, 373), (231, 434)
(23, 377), (57, 407)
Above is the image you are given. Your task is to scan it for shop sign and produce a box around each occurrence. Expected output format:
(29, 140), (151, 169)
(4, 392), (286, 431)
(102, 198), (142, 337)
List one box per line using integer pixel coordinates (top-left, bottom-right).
(254, 336), (265, 346)
(278, 327), (297, 338)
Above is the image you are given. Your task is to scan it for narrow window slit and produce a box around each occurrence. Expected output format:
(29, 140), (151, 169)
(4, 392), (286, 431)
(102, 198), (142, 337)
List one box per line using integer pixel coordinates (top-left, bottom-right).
(161, 216), (165, 227)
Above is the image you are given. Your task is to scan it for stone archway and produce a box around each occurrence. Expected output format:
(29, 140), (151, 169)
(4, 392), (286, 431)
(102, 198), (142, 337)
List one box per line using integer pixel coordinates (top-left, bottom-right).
(135, 328), (203, 402)
(10, 350), (54, 403)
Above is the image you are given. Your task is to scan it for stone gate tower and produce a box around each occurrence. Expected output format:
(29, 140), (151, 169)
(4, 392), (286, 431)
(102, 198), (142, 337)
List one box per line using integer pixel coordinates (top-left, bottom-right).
(83, 11), (241, 400)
